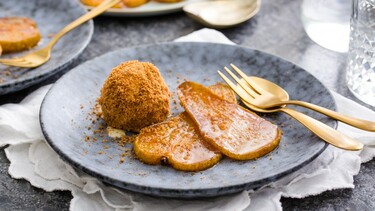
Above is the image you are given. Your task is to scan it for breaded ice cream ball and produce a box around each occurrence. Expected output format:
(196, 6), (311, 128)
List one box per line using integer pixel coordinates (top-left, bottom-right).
(99, 60), (171, 132)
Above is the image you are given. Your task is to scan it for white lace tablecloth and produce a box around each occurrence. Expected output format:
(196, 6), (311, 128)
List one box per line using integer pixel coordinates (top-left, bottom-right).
(1, 29), (375, 211)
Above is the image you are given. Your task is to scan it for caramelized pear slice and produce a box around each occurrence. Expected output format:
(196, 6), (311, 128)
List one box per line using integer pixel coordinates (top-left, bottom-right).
(134, 113), (221, 171)
(177, 81), (281, 160)
(134, 83), (235, 171)
(207, 83), (237, 104)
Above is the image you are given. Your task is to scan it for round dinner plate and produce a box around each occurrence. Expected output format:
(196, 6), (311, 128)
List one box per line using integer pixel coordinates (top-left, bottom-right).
(0, 0), (93, 95)
(85, 0), (202, 17)
(40, 42), (336, 198)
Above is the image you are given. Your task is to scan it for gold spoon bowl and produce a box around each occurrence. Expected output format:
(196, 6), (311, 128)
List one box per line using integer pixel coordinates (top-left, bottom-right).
(248, 76), (375, 132)
(183, 0), (261, 29)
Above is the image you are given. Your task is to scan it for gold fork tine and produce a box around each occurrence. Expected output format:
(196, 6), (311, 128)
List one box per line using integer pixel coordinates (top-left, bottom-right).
(13, 64), (37, 68)
(230, 63), (268, 95)
(218, 70), (255, 105)
(0, 60), (36, 68)
(0, 59), (31, 65)
(0, 61), (24, 66)
(0, 61), (14, 65)
(224, 66), (260, 98)
(0, 58), (27, 63)
(4, 60), (31, 64)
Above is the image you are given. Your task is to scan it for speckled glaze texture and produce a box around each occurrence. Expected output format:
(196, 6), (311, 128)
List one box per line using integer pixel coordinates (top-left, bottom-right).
(40, 42), (336, 198)
(0, 0), (93, 95)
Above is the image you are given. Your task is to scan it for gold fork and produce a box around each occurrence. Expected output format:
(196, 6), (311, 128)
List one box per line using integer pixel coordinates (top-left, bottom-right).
(224, 64), (375, 132)
(218, 70), (364, 151)
(0, 0), (122, 68)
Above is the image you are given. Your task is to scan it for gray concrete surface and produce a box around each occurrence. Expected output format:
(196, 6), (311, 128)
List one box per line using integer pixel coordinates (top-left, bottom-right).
(0, 0), (374, 210)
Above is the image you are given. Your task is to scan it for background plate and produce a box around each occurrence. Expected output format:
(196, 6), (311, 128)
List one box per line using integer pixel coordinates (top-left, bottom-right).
(40, 42), (336, 198)
(86, 0), (202, 17)
(0, 0), (93, 95)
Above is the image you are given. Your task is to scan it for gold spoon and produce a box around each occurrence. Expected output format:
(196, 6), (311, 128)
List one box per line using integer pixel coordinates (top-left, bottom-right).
(224, 64), (375, 132)
(183, 0), (261, 29)
(246, 76), (375, 132)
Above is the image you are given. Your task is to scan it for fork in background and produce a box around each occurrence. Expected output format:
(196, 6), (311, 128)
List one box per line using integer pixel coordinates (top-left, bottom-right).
(0, 0), (122, 68)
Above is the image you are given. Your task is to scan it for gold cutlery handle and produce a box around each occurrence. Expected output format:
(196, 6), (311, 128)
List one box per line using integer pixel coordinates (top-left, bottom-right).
(286, 100), (375, 132)
(280, 107), (363, 150)
(48, 0), (121, 48)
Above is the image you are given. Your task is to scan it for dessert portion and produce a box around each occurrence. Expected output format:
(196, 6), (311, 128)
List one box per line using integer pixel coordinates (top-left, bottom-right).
(135, 112), (222, 171)
(80, 0), (125, 8)
(0, 17), (41, 54)
(99, 60), (170, 132)
(134, 83), (236, 171)
(80, 0), (182, 8)
(123, 0), (149, 7)
(178, 81), (281, 160)
(155, 0), (183, 2)
(97, 60), (281, 171)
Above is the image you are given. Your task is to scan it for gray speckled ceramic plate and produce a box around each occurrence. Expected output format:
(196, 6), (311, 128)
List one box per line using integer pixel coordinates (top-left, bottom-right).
(40, 42), (336, 198)
(85, 0), (202, 17)
(0, 0), (93, 95)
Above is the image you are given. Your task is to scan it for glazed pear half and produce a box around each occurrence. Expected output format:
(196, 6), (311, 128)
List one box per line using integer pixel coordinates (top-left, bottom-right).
(178, 81), (281, 160)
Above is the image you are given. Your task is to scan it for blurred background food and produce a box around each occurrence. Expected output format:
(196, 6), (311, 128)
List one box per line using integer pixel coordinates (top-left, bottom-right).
(80, 0), (183, 8)
(0, 17), (41, 54)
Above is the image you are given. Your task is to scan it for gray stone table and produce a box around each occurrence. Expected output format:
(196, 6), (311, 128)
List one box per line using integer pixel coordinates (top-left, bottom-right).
(0, 0), (374, 210)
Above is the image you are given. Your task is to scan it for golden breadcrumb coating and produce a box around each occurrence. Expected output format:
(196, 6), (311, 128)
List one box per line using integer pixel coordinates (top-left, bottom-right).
(99, 60), (171, 132)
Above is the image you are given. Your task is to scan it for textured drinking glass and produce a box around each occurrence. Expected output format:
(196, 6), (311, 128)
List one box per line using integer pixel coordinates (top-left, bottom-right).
(346, 0), (375, 106)
(301, 0), (351, 53)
